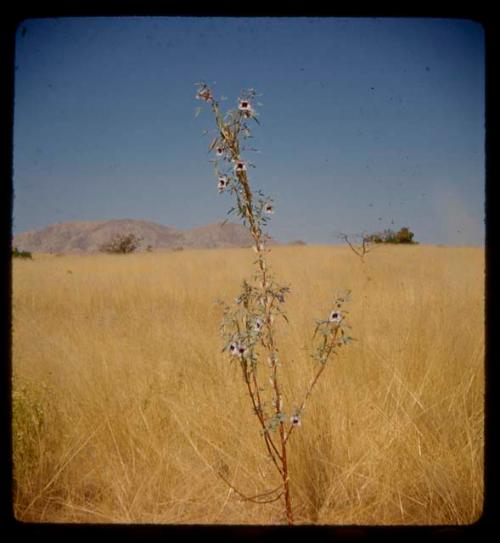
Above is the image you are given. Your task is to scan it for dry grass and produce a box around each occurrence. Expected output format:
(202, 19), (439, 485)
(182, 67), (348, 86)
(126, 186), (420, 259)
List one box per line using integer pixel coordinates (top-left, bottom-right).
(11, 244), (484, 524)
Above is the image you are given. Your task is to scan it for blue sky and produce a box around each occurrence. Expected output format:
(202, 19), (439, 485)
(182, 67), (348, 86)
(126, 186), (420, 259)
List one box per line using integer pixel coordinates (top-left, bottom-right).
(13, 17), (485, 245)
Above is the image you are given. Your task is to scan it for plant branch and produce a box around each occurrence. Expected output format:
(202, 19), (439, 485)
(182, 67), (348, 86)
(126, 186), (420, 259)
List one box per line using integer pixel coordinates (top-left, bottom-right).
(243, 365), (284, 476)
(217, 471), (284, 504)
(284, 329), (339, 445)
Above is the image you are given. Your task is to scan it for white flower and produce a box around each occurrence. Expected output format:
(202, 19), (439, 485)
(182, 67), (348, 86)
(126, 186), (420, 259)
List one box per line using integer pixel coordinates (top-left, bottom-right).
(215, 146), (225, 157)
(236, 344), (248, 358)
(253, 318), (263, 332)
(264, 203), (274, 215)
(228, 341), (248, 358)
(328, 310), (343, 324)
(233, 159), (247, 173)
(238, 99), (254, 117)
(217, 175), (229, 192)
(290, 415), (301, 427)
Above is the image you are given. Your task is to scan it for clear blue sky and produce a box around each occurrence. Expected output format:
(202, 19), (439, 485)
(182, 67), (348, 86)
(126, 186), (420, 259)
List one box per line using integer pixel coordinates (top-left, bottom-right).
(13, 16), (485, 245)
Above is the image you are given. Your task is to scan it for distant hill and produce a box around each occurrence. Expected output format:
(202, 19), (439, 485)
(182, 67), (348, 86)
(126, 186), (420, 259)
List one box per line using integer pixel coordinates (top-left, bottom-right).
(12, 219), (277, 254)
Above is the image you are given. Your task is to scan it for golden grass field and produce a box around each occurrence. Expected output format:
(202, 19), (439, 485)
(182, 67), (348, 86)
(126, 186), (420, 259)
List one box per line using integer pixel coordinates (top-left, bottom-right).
(12, 244), (484, 524)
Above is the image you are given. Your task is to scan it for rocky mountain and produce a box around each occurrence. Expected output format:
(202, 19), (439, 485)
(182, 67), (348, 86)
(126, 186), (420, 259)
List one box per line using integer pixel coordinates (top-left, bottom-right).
(12, 219), (275, 254)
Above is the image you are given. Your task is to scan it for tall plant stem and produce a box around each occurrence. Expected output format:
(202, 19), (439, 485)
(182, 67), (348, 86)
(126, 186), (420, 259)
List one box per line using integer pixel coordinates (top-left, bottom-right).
(279, 422), (294, 524)
(197, 86), (352, 525)
(211, 98), (294, 524)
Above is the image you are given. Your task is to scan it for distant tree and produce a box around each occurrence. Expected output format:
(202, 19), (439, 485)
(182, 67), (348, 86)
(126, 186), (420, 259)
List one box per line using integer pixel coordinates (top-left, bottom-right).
(395, 226), (415, 244)
(365, 233), (383, 244)
(12, 247), (32, 259)
(99, 233), (142, 254)
(365, 227), (416, 245)
(289, 240), (307, 246)
(383, 229), (398, 244)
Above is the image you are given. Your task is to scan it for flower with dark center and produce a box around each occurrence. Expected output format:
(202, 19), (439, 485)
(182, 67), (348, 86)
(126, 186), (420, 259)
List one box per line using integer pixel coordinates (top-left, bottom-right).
(329, 310), (343, 324)
(229, 342), (239, 356)
(264, 203), (274, 215)
(238, 99), (254, 117)
(217, 176), (229, 192)
(215, 147), (225, 157)
(291, 415), (301, 427)
(237, 345), (248, 358)
(253, 318), (263, 332)
(233, 159), (247, 173)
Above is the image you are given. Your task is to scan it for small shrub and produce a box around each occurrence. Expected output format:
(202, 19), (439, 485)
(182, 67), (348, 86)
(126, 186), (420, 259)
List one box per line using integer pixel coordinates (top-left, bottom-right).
(365, 227), (417, 245)
(99, 233), (142, 254)
(366, 233), (383, 244)
(12, 247), (32, 259)
(395, 226), (415, 244)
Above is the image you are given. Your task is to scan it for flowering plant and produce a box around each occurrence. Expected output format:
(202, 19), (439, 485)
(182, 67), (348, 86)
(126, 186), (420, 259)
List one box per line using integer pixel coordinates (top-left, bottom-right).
(195, 82), (353, 524)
